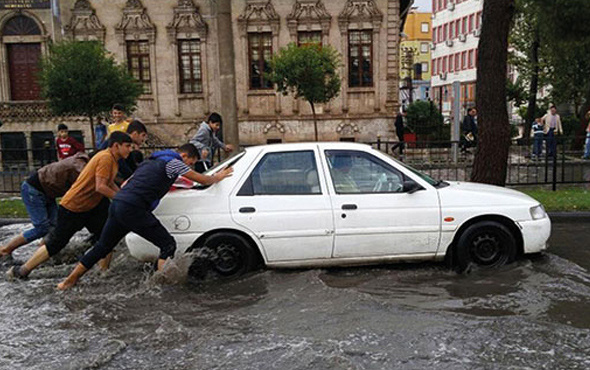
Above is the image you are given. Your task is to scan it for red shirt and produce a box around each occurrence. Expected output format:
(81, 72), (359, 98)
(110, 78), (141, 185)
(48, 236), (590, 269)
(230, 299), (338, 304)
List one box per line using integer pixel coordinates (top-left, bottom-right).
(56, 136), (84, 160)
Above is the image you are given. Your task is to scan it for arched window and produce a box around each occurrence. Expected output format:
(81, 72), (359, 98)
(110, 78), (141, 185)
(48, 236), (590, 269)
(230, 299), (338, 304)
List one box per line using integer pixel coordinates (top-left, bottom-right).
(3, 15), (41, 36)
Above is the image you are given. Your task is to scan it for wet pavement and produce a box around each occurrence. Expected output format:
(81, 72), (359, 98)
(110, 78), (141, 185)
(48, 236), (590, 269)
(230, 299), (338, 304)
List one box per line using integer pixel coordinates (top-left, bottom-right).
(0, 218), (589, 369)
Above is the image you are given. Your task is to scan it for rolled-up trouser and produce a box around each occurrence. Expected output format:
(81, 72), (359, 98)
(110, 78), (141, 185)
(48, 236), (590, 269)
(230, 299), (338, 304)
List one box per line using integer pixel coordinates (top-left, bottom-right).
(45, 197), (110, 257)
(21, 181), (58, 243)
(80, 200), (176, 269)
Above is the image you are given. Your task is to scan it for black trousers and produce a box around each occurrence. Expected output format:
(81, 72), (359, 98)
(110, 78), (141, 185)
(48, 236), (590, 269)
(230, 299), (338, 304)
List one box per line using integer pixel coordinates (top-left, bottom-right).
(79, 200), (176, 269)
(45, 198), (110, 257)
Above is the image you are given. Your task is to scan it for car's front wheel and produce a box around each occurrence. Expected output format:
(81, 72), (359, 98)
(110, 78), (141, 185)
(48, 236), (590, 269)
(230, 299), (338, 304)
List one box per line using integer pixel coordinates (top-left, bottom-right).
(455, 221), (517, 272)
(188, 232), (258, 279)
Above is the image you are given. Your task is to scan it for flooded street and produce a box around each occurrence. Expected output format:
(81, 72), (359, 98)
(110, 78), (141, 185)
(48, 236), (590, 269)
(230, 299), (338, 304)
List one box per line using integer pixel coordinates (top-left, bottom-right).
(1, 219), (589, 369)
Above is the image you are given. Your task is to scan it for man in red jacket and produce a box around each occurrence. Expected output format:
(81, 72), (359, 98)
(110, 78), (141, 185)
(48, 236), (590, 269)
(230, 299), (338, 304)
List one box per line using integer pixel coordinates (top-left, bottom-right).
(56, 124), (84, 160)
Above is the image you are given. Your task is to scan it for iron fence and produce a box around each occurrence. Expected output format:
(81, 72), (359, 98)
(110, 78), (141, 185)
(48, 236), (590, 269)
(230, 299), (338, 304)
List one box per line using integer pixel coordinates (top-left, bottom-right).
(1, 139), (589, 194)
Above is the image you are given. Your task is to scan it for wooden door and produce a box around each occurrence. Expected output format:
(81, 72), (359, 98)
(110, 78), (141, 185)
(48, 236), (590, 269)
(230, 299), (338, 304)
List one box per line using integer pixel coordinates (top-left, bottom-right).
(7, 43), (42, 101)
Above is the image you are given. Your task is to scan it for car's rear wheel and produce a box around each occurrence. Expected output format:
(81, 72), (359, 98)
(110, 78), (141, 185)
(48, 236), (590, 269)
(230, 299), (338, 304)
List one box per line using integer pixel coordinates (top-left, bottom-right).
(188, 232), (258, 279)
(456, 221), (517, 272)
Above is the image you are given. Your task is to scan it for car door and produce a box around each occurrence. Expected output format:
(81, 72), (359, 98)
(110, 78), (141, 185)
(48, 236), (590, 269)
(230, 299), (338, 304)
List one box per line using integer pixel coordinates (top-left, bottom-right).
(230, 148), (334, 262)
(324, 149), (441, 258)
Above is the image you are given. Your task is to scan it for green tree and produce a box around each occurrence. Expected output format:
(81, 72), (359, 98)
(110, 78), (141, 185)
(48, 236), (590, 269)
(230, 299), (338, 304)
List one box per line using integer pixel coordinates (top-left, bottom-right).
(405, 100), (446, 141)
(268, 43), (341, 141)
(39, 40), (143, 148)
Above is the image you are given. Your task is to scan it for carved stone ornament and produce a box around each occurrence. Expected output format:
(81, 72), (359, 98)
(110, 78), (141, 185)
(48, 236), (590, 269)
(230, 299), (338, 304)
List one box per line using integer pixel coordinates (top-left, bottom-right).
(115, 0), (155, 43)
(64, 0), (106, 42)
(167, 0), (208, 42)
(338, 0), (383, 29)
(263, 122), (286, 134)
(238, 1), (280, 34)
(286, 0), (331, 35)
(336, 121), (360, 134)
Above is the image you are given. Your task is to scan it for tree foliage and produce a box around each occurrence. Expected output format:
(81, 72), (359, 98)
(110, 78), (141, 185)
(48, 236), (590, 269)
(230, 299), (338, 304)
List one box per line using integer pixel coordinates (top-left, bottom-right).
(268, 43), (341, 140)
(511, 0), (590, 142)
(406, 100), (446, 140)
(39, 40), (142, 120)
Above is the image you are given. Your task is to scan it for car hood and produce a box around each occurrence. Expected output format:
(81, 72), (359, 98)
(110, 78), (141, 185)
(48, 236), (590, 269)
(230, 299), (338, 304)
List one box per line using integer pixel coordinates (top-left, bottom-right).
(437, 181), (540, 208)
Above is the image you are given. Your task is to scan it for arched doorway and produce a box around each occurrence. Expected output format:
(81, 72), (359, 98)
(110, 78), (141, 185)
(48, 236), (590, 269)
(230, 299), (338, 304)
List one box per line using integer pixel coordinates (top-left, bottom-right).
(3, 15), (42, 100)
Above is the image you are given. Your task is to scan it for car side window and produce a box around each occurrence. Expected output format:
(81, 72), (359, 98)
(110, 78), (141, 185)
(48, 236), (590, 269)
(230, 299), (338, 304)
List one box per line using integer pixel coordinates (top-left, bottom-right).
(238, 151), (321, 195)
(325, 150), (406, 194)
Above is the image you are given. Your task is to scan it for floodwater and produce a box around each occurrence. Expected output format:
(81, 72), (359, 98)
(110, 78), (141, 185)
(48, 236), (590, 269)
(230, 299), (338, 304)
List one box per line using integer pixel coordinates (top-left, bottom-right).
(0, 218), (589, 370)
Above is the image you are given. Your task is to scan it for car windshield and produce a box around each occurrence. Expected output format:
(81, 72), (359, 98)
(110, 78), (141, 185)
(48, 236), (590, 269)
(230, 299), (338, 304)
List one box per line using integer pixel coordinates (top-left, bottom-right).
(204, 151), (246, 176)
(381, 152), (442, 186)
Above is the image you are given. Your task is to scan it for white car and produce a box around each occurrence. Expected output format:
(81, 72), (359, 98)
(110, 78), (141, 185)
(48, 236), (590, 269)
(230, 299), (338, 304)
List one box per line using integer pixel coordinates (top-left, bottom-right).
(126, 142), (550, 276)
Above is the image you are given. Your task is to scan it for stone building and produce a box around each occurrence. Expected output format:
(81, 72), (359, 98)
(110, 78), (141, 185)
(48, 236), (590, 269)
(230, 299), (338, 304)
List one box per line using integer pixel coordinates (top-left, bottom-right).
(0, 0), (411, 168)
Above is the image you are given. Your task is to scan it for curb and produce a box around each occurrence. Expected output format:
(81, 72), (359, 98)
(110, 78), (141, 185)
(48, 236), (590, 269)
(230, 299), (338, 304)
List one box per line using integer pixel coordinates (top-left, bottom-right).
(0, 218), (29, 227)
(548, 212), (590, 222)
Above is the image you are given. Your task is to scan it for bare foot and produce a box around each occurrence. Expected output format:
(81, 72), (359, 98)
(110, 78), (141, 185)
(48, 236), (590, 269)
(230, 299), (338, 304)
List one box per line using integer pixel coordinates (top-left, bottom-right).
(56, 279), (76, 291)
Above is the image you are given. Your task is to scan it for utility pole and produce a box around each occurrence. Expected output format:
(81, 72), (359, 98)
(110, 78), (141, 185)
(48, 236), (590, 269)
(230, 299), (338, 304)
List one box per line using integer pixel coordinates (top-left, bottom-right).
(215, 0), (240, 150)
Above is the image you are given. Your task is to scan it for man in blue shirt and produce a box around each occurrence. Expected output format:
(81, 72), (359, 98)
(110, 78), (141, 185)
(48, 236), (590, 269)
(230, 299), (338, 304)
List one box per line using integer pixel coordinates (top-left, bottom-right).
(57, 144), (232, 290)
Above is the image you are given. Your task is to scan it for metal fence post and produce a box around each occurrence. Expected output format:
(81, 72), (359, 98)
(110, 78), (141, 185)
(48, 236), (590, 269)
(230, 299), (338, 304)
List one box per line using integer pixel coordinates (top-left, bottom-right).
(451, 81), (461, 164)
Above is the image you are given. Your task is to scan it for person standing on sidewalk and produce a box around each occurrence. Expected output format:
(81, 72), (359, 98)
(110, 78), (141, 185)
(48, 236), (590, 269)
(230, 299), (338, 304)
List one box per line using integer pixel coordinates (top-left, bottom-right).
(55, 124), (84, 160)
(542, 105), (563, 157)
(531, 117), (545, 160)
(189, 113), (234, 172)
(460, 108), (478, 154)
(0, 152), (89, 260)
(6, 132), (133, 280)
(56, 144), (233, 290)
(583, 110), (590, 160)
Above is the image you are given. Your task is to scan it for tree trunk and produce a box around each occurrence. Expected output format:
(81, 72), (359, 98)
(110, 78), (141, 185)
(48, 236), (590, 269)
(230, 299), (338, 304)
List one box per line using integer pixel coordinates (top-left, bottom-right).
(310, 101), (318, 141)
(89, 115), (96, 150)
(471, 0), (515, 186)
(523, 27), (540, 142)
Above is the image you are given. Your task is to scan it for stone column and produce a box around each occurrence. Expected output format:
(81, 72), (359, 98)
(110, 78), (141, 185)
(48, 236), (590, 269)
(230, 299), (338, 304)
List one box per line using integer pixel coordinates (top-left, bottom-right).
(215, 0), (240, 150)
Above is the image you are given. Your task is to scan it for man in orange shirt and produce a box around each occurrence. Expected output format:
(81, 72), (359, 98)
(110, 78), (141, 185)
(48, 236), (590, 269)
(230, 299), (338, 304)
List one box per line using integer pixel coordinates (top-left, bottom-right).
(7, 132), (133, 280)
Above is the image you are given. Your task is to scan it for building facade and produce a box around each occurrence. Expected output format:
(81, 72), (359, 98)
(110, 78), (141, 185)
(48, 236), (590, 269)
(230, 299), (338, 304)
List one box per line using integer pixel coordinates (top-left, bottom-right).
(430, 0), (482, 118)
(0, 0), (412, 169)
(399, 7), (431, 107)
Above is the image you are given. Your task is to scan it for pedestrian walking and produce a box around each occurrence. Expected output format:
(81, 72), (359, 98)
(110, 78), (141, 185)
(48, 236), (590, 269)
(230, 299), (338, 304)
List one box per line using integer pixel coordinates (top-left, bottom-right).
(0, 152), (89, 260)
(6, 132), (133, 280)
(391, 109), (406, 159)
(542, 105), (563, 157)
(56, 144), (233, 290)
(189, 113), (234, 172)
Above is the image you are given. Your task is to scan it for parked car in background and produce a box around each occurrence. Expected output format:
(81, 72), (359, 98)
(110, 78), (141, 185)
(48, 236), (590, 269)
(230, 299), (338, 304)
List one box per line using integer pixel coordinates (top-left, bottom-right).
(126, 142), (551, 277)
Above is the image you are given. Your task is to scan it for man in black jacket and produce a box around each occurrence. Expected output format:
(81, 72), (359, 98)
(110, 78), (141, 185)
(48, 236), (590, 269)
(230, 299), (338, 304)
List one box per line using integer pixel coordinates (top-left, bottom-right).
(391, 109), (407, 158)
(461, 107), (478, 154)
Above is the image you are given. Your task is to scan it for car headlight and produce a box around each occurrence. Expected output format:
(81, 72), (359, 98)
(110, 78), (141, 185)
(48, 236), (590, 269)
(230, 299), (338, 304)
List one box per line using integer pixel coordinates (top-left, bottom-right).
(530, 204), (547, 220)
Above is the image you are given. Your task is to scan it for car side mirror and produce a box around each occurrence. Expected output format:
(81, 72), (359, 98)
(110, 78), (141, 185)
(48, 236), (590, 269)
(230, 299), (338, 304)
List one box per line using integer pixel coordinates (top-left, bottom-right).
(402, 180), (423, 194)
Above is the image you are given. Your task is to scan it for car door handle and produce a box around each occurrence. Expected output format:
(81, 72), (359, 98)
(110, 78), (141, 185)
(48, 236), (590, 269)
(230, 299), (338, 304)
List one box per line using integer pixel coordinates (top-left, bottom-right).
(341, 204), (357, 210)
(239, 207), (256, 213)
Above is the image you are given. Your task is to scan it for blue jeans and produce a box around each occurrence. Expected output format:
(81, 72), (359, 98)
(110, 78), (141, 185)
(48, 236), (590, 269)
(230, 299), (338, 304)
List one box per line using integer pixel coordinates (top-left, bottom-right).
(21, 181), (58, 243)
(533, 134), (544, 156)
(584, 134), (590, 158)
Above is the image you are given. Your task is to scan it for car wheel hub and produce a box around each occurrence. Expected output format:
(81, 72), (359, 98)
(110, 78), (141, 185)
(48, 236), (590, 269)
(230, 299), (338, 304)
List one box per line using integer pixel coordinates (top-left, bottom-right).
(213, 243), (241, 274)
(471, 234), (502, 264)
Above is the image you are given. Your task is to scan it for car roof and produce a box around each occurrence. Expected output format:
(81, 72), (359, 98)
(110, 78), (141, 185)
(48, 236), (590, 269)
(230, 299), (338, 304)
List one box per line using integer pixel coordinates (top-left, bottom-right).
(244, 142), (374, 153)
